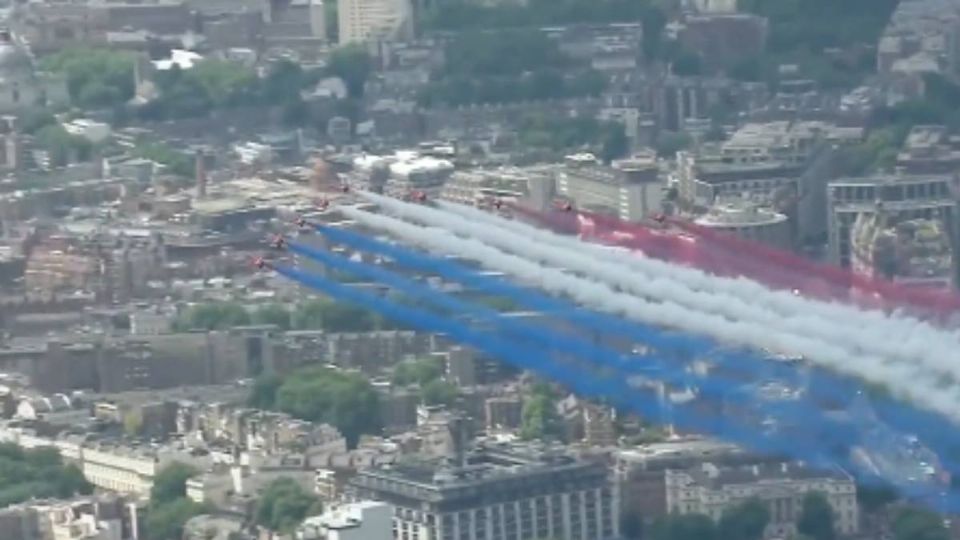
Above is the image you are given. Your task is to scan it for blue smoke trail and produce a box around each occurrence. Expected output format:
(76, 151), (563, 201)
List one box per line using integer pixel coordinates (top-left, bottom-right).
(289, 239), (863, 452)
(276, 262), (837, 462)
(310, 223), (960, 481)
(274, 262), (960, 510)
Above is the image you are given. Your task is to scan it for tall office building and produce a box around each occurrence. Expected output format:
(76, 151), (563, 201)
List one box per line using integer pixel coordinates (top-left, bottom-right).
(337, 0), (412, 45)
(349, 441), (619, 540)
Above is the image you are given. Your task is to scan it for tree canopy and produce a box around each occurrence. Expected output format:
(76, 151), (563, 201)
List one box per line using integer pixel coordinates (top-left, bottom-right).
(0, 444), (92, 507)
(291, 299), (379, 332)
(718, 498), (770, 540)
(255, 477), (322, 533)
(520, 384), (563, 441)
(649, 513), (717, 540)
(150, 462), (198, 506)
(392, 356), (445, 387)
(252, 303), (293, 330)
(797, 492), (835, 540)
(422, 0), (665, 33)
(173, 302), (251, 332)
(421, 379), (461, 407)
(34, 124), (93, 167)
(419, 30), (606, 107)
(733, 0), (900, 88)
(132, 140), (193, 177)
(145, 497), (206, 540)
(267, 367), (382, 447)
(327, 46), (373, 99)
(892, 507), (950, 540)
(517, 114), (628, 158)
(40, 48), (136, 108)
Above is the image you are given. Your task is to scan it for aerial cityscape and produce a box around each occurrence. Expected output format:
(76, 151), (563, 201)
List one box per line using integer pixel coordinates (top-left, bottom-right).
(1, 0), (960, 539)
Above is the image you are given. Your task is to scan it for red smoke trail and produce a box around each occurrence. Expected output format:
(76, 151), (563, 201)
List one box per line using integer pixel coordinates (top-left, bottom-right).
(505, 203), (957, 314)
(582, 209), (960, 316)
(664, 217), (960, 315)
(504, 203), (579, 235)
(578, 212), (856, 303)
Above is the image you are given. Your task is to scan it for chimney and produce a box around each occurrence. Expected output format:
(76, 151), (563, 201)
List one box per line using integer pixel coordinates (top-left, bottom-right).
(195, 149), (206, 198)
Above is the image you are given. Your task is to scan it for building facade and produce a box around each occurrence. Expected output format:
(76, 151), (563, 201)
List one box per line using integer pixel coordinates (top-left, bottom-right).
(827, 174), (958, 268)
(349, 443), (619, 540)
(665, 463), (859, 538)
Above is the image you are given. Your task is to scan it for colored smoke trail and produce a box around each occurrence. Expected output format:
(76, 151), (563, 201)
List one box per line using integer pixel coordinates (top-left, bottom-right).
(273, 262), (960, 509)
(596, 210), (960, 316)
(288, 238), (870, 452)
(438, 200), (960, 380)
(579, 209), (857, 302)
(272, 263), (818, 461)
(352, 195), (960, 418)
(312, 215), (960, 477)
(509, 203), (842, 299)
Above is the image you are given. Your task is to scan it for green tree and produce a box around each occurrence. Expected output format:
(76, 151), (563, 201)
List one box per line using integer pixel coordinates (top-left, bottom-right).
(327, 46), (372, 98)
(145, 498), (205, 540)
(797, 492), (835, 540)
(34, 125), (92, 166)
(262, 60), (307, 105)
(253, 303), (292, 330)
(275, 367), (382, 447)
(718, 498), (770, 540)
(649, 513), (716, 540)
(19, 109), (58, 135)
(621, 512), (644, 539)
(418, 30), (607, 107)
(40, 48), (135, 108)
(421, 380), (461, 407)
(248, 373), (283, 409)
(0, 445), (92, 507)
(392, 357), (445, 387)
(892, 507), (949, 540)
(132, 140), (193, 177)
(423, 0), (665, 33)
(856, 483), (897, 513)
(671, 50), (703, 77)
(737, 0), (900, 88)
(175, 302), (251, 331)
(601, 123), (629, 164)
(520, 391), (562, 441)
(254, 477), (319, 533)
(150, 462), (198, 506)
(291, 299), (376, 332)
(655, 132), (692, 158)
(123, 409), (144, 437)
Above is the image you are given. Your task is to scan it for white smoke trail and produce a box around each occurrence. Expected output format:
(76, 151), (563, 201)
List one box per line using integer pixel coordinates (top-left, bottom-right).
(339, 205), (960, 422)
(360, 192), (960, 382)
(432, 199), (960, 375)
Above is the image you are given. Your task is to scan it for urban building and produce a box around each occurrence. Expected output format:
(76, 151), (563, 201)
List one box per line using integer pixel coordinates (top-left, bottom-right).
(349, 441), (619, 540)
(337, 0), (413, 45)
(694, 198), (793, 250)
(665, 462), (859, 538)
(556, 153), (665, 222)
(615, 438), (766, 521)
(895, 125), (960, 174)
(439, 169), (530, 209)
(298, 501), (393, 540)
(484, 396), (523, 433)
(675, 121), (860, 243)
(827, 173), (958, 267)
(877, 0), (960, 79)
(851, 212), (955, 289)
(0, 495), (138, 540)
